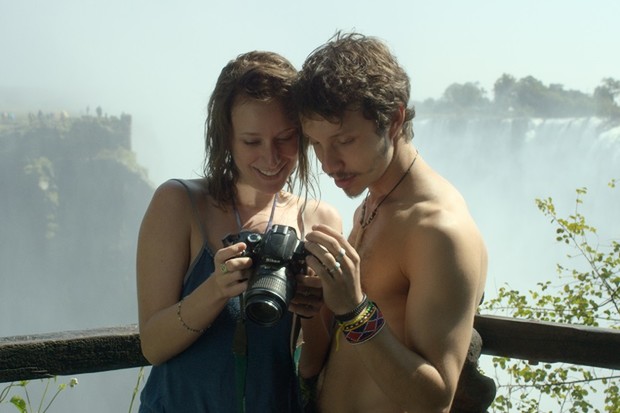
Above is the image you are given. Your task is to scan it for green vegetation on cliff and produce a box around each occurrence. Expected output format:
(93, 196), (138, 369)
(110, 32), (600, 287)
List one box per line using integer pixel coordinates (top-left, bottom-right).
(417, 75), (620, 119)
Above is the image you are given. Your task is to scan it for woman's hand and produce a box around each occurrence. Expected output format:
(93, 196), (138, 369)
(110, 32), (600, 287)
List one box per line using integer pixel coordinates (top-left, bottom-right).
(211, 242), (253, 300)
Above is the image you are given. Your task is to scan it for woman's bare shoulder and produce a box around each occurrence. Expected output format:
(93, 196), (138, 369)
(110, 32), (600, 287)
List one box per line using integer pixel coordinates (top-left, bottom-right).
(145, 179), (211, 222)
(304, 198), (342, 227)
(152, 178), (209, 200)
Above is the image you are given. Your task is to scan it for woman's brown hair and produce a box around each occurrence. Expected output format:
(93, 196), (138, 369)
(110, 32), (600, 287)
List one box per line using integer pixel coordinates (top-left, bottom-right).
(203, 51), (312, 208)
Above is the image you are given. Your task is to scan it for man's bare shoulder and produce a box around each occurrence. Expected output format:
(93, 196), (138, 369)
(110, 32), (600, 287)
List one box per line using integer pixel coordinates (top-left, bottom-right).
(402, 182), (488, 302)
(407, 170), (481, 238)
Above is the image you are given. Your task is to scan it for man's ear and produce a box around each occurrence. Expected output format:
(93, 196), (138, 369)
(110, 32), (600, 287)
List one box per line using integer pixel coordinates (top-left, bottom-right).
(388, 105), (405, 141)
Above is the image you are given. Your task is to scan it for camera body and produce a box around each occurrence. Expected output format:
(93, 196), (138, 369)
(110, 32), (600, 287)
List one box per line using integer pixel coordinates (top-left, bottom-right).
(222, 224), (307, 326)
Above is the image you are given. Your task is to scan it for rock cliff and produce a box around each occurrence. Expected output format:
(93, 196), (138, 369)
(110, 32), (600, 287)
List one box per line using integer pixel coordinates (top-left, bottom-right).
(0, 113), (154, 333)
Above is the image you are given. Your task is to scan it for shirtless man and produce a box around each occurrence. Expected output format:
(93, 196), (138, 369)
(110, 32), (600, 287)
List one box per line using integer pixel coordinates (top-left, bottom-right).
(295, 33), (488, 412)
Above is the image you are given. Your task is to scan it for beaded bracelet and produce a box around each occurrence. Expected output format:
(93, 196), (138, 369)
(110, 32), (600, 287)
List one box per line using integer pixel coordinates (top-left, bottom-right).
(341, 301), (385, 345)
(334, 300), (385, 349)
(177, 298), (206, 334)
(340, 301), (374, 330)
(334, 294), (369, 323)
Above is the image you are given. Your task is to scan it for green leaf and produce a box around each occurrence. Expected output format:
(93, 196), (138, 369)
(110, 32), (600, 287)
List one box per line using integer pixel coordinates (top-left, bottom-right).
(10, 395), (27, 413)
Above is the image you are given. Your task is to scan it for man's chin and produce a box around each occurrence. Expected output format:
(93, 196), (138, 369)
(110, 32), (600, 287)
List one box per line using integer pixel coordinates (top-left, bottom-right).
(342, 187), (366, 199)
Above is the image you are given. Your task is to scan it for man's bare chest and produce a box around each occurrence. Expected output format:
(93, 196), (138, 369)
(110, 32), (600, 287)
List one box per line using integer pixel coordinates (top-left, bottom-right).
(353, 229), (410, 302)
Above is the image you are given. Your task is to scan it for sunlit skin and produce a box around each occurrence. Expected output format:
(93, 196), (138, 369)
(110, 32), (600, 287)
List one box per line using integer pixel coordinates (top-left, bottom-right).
(300, 107), (488, 412)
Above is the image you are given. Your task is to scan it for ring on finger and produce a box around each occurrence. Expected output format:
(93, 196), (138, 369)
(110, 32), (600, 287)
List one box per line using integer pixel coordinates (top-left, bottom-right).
(220, 263), (228, 274)
(329, 261), (341, 274)
(335, 247), (346, 263)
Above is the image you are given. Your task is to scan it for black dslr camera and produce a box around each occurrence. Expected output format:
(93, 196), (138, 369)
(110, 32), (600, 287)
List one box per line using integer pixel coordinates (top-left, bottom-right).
(222, 224), (307, 327)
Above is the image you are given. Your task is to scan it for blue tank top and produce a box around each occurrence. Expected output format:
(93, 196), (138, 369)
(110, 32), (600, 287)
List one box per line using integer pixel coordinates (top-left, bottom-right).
(139, 182), (302, 413)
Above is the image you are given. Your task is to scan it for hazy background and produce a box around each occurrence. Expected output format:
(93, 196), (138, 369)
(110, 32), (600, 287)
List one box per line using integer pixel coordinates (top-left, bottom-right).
(1, 0), (619, 411)
(3, 0), (618, 190)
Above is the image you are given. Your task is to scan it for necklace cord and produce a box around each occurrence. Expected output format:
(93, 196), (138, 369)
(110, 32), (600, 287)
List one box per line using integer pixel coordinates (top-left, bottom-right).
(232, 193), (279, 233)
(359, 150), (419, 229)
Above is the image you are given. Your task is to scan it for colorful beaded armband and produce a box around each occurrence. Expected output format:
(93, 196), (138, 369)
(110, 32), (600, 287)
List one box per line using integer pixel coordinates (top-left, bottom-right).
(334, 300), (385, 349)
(342, 302), (385, 344)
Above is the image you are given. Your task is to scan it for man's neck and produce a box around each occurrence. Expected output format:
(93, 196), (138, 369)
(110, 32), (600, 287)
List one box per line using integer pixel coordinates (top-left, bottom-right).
(366, 143), (417, 204)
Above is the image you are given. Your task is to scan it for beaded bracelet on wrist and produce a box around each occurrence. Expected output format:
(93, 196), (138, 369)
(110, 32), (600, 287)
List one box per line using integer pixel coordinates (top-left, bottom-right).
(334, 300), (385, 349)
(341, 301), (385, 345)
(177, 298), (206, 334)
(339, 301), (374, 330)
(334, 294), (369, 323)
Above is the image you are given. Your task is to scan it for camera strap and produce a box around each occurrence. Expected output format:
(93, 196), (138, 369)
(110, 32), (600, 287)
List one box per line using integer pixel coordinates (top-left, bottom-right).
(233, 294), (248, 413)
(231, 193), (279, 413)
(232, 193), (279, 233)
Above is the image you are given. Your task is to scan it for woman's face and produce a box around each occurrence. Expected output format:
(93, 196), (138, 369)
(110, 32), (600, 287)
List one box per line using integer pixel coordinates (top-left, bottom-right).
(230, 97), (299, 194)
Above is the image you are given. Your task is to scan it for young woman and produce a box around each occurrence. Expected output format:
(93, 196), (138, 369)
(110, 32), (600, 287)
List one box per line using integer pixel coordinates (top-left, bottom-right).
(137, 51), (341, 412)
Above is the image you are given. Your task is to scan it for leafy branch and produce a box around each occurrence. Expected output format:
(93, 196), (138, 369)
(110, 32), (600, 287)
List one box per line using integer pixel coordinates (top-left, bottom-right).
(482, 180), (619, 412)
(0, 378), (78, 413)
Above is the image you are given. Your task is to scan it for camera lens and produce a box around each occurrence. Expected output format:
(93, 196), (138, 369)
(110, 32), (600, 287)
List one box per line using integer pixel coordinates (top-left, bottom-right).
(245, 299), (282, 326)
(244, 266), (295, 327)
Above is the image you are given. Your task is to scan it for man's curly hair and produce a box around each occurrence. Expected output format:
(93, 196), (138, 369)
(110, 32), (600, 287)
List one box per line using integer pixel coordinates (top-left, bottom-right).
(293, 32), (415, 140)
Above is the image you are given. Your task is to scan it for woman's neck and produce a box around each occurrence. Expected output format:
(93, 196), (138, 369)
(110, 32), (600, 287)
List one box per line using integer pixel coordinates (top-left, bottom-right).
(232, 184), (284, 231)
(234, 183), (281, 209)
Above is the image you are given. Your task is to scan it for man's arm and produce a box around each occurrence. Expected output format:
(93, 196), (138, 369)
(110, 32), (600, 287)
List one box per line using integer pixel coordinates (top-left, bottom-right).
(306, 214), (486, 412)
(360, 215), (485, 411)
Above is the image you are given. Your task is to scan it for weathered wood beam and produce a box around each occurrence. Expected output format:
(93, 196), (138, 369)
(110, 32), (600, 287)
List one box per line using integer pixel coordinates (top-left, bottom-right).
(475, 315), (620, 369)
(0, 325), (147, 383)
(1, 315), (619, 383)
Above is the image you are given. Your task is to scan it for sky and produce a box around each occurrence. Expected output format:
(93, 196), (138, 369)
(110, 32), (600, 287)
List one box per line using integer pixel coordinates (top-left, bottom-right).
(2, 0), (619, 190)
(1, 1), (619, 410)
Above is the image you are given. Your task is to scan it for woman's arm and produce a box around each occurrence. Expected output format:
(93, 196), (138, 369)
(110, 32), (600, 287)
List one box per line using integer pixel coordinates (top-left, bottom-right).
(136, 180), (251, 365)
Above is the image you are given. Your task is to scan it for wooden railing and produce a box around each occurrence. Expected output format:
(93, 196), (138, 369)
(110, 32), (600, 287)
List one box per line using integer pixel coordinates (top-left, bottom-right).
(1, 314), (619, 384)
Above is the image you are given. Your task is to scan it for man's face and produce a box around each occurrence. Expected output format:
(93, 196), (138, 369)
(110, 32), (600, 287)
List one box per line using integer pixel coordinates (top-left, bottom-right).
(302, 110), (392, 198)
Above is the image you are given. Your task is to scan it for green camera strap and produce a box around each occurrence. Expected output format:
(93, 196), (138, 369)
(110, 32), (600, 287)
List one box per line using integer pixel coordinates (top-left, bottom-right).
(230, 193), (279, 413)
(233, 295), (248, 413)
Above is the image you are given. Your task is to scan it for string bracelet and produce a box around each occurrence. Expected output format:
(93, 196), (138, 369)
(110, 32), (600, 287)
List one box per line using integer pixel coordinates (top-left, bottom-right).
(334, 294), (369, 323)
(177, 298), (206, 334)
